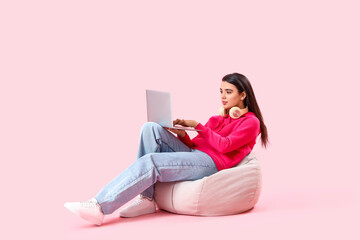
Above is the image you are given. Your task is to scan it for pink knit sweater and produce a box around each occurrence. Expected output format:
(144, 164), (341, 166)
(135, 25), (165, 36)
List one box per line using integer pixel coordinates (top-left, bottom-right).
(178, 112), (261, 171)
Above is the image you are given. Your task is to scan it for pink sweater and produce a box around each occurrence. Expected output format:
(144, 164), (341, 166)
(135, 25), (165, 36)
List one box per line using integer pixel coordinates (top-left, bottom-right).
(178, 112), (261, 171)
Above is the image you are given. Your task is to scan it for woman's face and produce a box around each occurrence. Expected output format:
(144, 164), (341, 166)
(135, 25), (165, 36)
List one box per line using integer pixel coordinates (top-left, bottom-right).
(220, 81), (246, 110)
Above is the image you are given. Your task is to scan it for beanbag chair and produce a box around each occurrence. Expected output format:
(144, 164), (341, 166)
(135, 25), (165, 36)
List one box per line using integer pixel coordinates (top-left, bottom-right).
(154, 152), (262, 216)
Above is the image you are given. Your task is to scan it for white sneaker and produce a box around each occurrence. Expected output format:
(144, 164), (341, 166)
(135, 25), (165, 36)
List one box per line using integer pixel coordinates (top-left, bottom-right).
(119, 195), (156, 218)
(64, 198), (104, 226)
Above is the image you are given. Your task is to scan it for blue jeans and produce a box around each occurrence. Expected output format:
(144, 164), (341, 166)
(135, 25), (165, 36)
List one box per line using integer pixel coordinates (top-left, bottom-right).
(95, 122), (218, 214)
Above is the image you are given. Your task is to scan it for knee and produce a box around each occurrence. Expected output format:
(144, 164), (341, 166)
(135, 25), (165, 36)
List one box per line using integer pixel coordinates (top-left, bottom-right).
(136, 153), (157, 169)
(141, 122), (162, 133)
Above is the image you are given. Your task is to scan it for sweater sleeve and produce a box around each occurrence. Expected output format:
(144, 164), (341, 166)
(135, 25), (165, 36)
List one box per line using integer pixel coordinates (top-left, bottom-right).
(177, 132), (195, 148)
(195, 117), (260, 153)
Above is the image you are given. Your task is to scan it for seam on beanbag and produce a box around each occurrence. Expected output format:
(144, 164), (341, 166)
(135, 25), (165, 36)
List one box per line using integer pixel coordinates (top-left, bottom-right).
(170, 182), (177, 214)
(247, 164), (261, 208)
(195, 177), (206, 215)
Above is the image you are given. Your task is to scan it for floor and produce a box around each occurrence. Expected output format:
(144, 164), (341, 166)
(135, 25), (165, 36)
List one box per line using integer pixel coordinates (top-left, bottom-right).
(2, 144), (357, 240)
(61, 186), (358, 240)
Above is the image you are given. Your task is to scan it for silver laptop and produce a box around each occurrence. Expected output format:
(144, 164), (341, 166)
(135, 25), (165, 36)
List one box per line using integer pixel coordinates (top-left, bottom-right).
(146, 89), (200, 131)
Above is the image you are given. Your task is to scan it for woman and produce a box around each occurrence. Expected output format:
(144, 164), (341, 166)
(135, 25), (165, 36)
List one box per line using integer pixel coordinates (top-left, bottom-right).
(64, 73), (269, 225)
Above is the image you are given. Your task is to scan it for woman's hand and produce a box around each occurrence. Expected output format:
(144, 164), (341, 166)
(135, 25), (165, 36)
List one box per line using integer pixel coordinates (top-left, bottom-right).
(173, 119), (199, 128)
(164, 119), (199, 137)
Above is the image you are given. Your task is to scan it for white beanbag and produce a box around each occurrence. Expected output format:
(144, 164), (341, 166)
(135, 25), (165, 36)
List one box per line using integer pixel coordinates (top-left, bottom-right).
(154, 152), (262, 216)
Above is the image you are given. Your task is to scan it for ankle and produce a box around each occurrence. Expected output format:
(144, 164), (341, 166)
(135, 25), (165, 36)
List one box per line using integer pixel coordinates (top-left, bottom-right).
(140, 195), (153, 201)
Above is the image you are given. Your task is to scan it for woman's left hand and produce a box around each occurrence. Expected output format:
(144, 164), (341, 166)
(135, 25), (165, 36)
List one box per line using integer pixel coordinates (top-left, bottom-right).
(173, 119), (199, 128)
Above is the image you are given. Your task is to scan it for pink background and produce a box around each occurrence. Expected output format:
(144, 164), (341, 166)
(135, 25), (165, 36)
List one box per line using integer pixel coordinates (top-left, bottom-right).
(1, 0), (359, 239)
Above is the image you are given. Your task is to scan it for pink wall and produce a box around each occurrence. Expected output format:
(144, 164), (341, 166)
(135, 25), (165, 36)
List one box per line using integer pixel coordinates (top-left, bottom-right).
(1, 0), (359, 239)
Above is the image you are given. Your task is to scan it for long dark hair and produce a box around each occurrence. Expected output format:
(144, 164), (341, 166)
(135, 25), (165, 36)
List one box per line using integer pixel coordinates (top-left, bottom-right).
(222, 73), (269, 148)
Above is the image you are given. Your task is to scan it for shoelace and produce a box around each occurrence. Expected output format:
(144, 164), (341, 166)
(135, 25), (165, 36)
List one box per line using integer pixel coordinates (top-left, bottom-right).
(132, 196), (151, 206)
(80, 201), (98, 208)
(132, 198), (145, 206)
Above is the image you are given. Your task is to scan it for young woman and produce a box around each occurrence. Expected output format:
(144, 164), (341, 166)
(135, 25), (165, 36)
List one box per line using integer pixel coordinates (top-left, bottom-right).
(64, 73), (269, 226)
